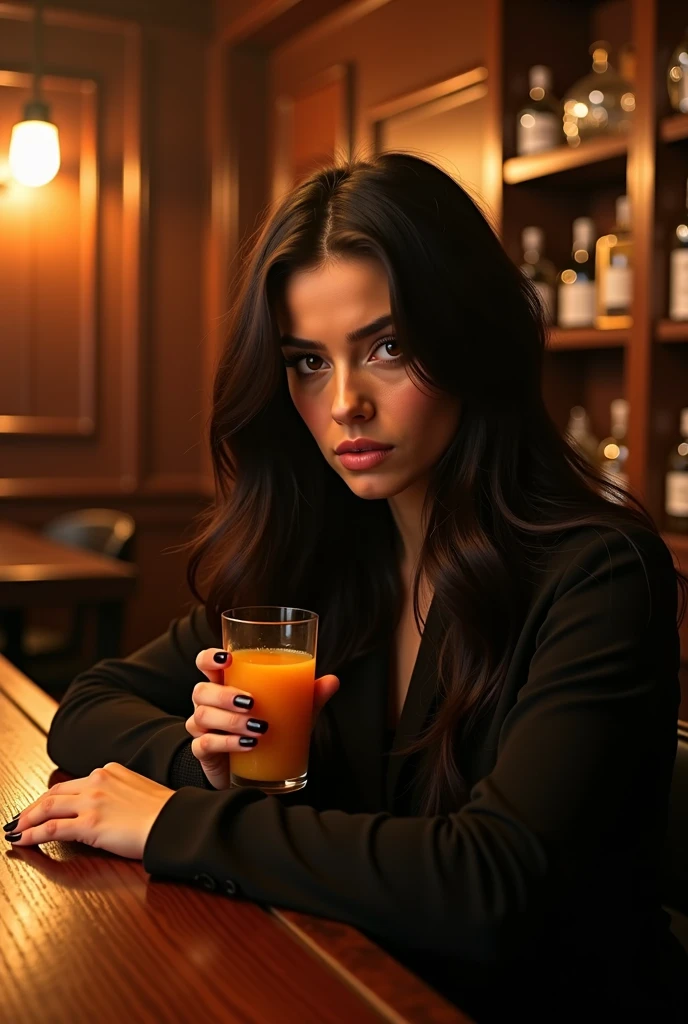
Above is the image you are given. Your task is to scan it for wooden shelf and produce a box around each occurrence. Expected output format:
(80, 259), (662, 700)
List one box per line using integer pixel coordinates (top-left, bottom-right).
(656, 320), (688, 343)
(503, 135), (628, 185)
(660, 114), (688, 144)
(547, 327), (630, 350)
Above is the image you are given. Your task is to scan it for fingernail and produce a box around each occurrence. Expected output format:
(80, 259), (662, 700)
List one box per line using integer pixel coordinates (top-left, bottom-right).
(3, 818), (19, 833)
(238, 737), (258, 747)
(246, 718), (268, 734)
(213, 652), (229, 664)
(5, 833), (22, 843)
(233, 694), (253, 709)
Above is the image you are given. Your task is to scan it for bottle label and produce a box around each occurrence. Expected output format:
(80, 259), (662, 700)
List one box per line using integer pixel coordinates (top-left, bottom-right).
(558, 281), (595, 328)
(666, 472), (688, 516)
(517, 112), (559, 155)
(670, 248), (688, 321)
(534, 281), (555, 322)
(603, 266), (632, 311)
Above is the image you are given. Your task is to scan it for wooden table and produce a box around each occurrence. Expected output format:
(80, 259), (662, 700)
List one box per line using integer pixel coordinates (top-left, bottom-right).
(0, 521), (137, 664)
(0, 655), (473, 1024)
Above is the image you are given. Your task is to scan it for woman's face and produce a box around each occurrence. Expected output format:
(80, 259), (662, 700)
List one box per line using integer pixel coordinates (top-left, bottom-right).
(277, 257), (461, 502)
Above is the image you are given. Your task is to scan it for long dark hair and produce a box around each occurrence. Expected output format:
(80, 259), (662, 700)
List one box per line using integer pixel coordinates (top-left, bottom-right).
(187, 152), (687, 814)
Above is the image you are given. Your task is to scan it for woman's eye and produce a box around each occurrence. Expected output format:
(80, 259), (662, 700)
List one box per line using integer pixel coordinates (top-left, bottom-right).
(283, 336), (402, 376)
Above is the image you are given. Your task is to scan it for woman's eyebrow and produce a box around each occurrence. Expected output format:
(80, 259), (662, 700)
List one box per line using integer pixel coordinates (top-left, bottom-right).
(279, 313), (393, 350)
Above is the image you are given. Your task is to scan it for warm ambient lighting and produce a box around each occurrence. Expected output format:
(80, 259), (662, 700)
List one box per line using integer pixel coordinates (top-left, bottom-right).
(9, 102), (60, 187)
(8, 0), (60, 188)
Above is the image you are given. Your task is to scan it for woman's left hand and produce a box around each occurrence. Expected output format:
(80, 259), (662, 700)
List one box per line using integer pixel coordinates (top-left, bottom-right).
(4, 763), (176, 860)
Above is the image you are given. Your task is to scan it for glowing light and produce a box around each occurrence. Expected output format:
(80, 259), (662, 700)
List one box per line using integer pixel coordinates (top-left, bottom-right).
(670, 65), (683, 83)
(574, 249), (588, 263)
(603, 443), (620, 460)
(9, 118), (60, 187)
(573, 102), (589, 117)
(589, 89), (604, 104)
(679, 443), (688, 457)
(677, 224), (688, 243)
(621, 92), (635, 111)
(561, 269), (577, 284)
(530, 86), (545, 101)
(520, 113), (535, 128)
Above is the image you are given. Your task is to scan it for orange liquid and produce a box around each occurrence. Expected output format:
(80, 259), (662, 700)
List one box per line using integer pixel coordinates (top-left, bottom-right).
(225, 648), (315, 782)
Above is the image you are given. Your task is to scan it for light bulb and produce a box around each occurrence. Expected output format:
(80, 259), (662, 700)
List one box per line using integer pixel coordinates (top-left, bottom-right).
(9, 118), (61, 187)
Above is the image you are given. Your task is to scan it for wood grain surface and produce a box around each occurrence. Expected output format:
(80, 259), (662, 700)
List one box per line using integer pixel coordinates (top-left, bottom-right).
(0, 659), (474, 1023)
(0, 692), (386, 1024)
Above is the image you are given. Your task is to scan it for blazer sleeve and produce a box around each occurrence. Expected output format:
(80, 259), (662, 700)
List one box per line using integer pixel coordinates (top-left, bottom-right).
(142, 528), (680, 964)
(47, 605), (220, 787)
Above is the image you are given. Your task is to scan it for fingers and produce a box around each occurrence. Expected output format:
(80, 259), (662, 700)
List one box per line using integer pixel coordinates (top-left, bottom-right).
(5, 816), (90, 847)
(7, 793), (80, 841)
(191, 680), (254, 713)
(190, 732), (260, 758)
(313, 674), (340, 716)
(185, 702), (267, 739)
(195, 648), (233, 687)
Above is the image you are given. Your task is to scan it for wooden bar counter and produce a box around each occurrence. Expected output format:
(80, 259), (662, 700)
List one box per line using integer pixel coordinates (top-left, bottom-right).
(0, 655), (472, 1024)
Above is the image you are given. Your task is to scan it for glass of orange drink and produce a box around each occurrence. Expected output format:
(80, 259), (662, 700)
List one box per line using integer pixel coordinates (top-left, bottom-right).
(221, 606), (318, 794)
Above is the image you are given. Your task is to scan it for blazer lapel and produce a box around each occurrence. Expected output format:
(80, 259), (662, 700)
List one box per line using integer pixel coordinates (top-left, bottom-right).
(385, 594), (444, 811)
(328, 642), (389, 812)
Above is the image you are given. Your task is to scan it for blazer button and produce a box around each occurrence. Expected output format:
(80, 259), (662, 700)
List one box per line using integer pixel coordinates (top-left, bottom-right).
(193, 872), (217, 891)
(224, 879), (237, 896)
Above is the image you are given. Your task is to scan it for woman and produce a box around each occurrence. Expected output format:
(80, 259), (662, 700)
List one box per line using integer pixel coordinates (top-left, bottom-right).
(5, 153), (688, 1021)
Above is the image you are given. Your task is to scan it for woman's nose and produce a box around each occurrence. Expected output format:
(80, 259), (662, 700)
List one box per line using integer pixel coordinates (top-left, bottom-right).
(330, 371), (374, 424)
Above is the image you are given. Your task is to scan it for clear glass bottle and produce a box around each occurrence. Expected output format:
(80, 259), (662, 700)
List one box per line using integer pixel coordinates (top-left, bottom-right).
(598, 398), (629, 496)
(565, 405), (598, 465)
(665, 407), (688, 533)
(670, 177), (688, 321)
(562, 41), (635, 148)
(520, 226), (556, 323)
(667, 27), (688, 114)
(595, 195), (632, 329)
(516, 65), (562, 155)
(558, 217), (596, 328)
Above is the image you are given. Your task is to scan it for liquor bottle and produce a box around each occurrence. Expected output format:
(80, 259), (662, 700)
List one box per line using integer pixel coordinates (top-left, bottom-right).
(562, 42), (635, 148)
(516, 65), (561, 155)
(595, 195), (632, 329)
(565, 405), (598, 465)
(557, 217), (596, 328)
(666, 408), (688, 533)
(598, 398), (629, 495)
(520, 226), (556, 323)
(667, 27), (688, 114)
(669, 177), (688, 321)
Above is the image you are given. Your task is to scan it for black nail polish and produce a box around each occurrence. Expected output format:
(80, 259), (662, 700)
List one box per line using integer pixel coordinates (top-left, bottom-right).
(233, 694), (254, 709)
(238, 736), (258, 747)
(213, 651), (229, 664)
(246, 718), (268, 734)
(5, 833), (21, 842)
(3, 818), (19, 833)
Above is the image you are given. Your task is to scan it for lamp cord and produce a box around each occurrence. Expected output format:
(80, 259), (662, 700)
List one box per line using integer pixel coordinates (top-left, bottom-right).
(32, 0), (44, 103)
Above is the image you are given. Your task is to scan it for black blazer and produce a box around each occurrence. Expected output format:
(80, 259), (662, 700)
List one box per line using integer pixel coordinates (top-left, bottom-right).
(47, 525), (688, 1022)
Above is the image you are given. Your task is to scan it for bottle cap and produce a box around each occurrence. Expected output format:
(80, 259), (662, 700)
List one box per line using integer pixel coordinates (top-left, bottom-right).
(616, 195), (631, 229)
(572, 217), (595, 249)
(522, 226), (544, 253)
(680, 407), (688, 437)
(529, 65), (552, 91)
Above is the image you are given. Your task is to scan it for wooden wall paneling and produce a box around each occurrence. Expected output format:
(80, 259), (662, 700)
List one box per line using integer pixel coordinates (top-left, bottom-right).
(367, 67), (490, 217)
(0, 71), (97, 437)
(0, 5), (144, 496)
(273, 63), (353, 200)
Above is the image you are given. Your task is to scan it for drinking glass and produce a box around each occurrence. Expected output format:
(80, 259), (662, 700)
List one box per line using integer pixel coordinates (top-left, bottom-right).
(221, 606), (318, 794)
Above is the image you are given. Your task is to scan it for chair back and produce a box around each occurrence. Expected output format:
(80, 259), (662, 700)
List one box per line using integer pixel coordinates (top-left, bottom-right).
(662, 724), (688, 916)
(43, 509), (135, 561)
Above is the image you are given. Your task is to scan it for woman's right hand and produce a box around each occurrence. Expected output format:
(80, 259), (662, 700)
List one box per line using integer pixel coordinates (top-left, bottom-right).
(186, 648), (340, 790)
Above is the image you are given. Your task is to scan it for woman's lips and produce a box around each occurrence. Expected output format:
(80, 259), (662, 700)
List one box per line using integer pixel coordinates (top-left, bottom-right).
(337, 448), (394, 470)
